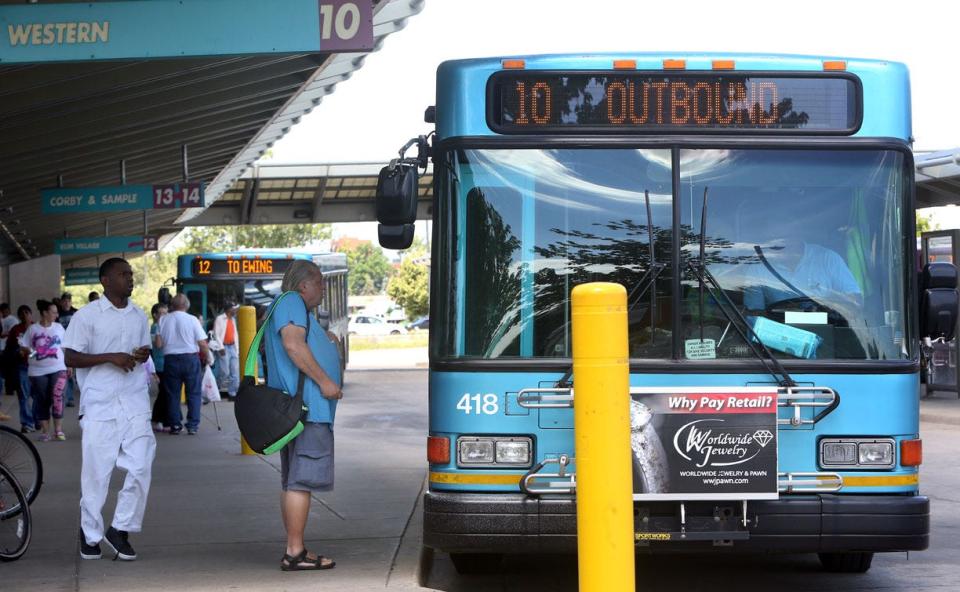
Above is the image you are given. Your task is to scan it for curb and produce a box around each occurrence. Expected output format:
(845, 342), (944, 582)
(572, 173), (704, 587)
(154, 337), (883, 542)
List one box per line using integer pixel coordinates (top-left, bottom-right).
(387, 477), (441, 590)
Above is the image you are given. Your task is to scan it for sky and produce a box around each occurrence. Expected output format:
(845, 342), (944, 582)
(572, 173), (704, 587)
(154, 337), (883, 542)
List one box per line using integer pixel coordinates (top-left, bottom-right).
(267, 0), (959, 234)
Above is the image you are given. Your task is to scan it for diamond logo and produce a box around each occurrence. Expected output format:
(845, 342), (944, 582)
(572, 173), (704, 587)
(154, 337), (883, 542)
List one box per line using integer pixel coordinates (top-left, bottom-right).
(753, 429), (774, 448)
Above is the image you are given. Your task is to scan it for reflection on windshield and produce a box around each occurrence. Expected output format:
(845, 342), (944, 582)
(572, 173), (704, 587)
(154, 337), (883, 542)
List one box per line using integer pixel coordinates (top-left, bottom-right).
(438, 147), (911, 362)
(454, 148), (673, 359)
(680, 149), (909, 361)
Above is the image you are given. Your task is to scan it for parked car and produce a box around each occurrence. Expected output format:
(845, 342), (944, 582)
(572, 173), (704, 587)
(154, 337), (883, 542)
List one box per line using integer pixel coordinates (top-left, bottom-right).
(406, 316), (429, 331)
(348, 314), (407, 336)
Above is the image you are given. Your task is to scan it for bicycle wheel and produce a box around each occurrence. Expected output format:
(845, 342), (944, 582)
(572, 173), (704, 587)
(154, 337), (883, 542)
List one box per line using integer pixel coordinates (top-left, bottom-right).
(0, 425), (42, 505)
(0, 463), (31, 561)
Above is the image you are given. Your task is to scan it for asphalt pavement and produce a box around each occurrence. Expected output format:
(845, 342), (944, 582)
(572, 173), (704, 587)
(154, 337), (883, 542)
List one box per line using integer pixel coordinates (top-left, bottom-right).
(3, 365), (959, 591)
(1, 367), (429, 592)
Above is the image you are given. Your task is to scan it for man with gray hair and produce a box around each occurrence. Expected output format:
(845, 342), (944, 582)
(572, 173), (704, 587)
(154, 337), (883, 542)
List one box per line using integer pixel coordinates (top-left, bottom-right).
(264, 259), (343, 570)
(158, 293), (210, 435)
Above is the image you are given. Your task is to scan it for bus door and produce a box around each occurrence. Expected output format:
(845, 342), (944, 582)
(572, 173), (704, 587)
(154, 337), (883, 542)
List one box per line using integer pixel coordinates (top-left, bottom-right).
(920, 230), (960, 396)
(180, 283), (208, 327)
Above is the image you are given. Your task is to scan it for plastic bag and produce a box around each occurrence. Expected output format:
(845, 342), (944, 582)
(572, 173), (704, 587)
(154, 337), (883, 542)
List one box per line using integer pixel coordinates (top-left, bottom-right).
(201, 365), (221, 402)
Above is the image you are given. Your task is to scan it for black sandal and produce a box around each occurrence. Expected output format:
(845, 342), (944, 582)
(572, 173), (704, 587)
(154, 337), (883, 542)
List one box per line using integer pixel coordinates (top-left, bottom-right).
(280, 549), (336, 571)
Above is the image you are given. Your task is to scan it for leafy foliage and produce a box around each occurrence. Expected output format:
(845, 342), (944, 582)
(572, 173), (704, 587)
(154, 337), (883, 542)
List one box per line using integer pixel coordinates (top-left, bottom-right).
(179, 224), (330, 252)
(342, 242), (393, 295)
(916, 212), (938, 237)
(387, 256), (429, 320)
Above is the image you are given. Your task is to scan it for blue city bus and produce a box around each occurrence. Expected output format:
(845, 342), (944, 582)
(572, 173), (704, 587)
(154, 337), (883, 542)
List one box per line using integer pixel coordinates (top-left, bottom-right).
(175, 251), (349, 364)
(381, 54), (930, 574)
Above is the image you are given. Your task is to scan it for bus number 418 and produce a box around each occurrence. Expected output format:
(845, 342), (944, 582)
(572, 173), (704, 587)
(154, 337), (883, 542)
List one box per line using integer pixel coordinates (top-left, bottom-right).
(456, 393), (499, 415)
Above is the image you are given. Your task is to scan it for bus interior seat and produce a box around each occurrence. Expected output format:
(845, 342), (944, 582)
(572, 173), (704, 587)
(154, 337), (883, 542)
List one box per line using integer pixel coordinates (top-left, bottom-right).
(920, 262), (959, 340)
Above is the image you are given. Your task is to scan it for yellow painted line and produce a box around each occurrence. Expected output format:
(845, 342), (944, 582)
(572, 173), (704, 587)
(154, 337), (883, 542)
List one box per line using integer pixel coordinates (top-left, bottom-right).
(429, 471), (522, 485)
(843, 474), (919, 487)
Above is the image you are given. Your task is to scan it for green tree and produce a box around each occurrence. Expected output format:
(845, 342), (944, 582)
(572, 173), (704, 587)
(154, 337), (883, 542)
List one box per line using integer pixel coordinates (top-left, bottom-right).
(387, 257), (429, 320)
(342, 242), (393, 295)
(916, 212), (939, 237)
(60, 249), (180, 314)
(180, 224), (330, 252)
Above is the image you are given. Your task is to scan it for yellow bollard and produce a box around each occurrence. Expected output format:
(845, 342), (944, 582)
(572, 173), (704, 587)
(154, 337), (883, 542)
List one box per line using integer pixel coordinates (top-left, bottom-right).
(237, 305), (257, 456)
(572, 282), (635, 592)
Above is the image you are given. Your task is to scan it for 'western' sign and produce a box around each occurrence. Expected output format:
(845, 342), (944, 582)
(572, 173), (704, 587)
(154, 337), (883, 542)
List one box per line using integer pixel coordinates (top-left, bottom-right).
(1, 0), (374, 64)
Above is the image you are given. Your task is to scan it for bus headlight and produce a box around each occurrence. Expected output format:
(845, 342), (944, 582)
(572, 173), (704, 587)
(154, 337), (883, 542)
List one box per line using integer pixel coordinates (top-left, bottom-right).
(458, 438), (495, 464)
(821, 442), (857, 465)
(820, 438), (895, 469)
(858, 442), (894, 466)
(496, 439), (532, 465)
(457, 436), (532, 468)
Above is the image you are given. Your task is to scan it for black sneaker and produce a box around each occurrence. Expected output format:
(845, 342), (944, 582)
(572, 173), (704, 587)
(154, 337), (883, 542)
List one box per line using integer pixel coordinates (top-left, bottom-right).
(79, 528), (102, 560)
(169, 426), (182, 435)
(187, 428), (197, 435)
(104, 526), (137, 561)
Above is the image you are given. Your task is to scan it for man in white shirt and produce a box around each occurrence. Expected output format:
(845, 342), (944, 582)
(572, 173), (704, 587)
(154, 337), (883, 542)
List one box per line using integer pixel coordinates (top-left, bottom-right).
(64, 258), (154, 562)
(212, 301), (240, 400)
(157, 294), (209, 435)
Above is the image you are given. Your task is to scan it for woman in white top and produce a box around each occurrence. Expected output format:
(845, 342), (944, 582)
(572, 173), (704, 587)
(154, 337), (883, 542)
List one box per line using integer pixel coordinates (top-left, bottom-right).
(20, 299), (68, 441)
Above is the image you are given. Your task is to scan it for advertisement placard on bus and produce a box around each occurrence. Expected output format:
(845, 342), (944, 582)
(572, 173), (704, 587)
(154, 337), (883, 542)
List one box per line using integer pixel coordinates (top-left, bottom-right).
(630, 387), (778, 500)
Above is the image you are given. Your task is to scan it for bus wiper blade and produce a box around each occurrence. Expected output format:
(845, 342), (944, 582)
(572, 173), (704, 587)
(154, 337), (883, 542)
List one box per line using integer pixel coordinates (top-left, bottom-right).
(627, 263), (667, 310)
(556, 189), (663, 389)
(555, 263), (665, 389)
(686, 261), (796, 387)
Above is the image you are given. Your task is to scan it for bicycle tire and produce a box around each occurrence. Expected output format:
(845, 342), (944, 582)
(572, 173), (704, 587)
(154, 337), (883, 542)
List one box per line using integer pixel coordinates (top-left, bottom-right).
(0, 462), (31, 561)
(0, 425), (42, 506)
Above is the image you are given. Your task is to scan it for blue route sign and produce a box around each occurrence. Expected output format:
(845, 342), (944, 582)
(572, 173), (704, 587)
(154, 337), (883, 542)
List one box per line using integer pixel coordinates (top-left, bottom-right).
(56, 236), (146, 254)
(42, 182), (204, 213)
(42, 185), (151, 213)
(0, 0), (374, 64)
(64, 267), (101, 286)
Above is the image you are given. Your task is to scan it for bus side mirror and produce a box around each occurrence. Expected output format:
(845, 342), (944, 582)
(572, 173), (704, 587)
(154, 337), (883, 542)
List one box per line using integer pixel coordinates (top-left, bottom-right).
(376, 163), (418, 226)
(378, 223), (415, 250)
(921, 262), (959, 340)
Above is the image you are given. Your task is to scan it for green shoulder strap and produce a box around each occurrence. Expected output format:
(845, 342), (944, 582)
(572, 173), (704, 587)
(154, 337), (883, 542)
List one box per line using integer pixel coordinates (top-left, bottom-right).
(243, 291), (303, 377)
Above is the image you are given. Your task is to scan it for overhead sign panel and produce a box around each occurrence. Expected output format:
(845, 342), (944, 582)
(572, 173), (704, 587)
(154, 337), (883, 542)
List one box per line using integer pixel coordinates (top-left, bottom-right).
(42, 182), (204, 213)
(64, 267), (101, 286)
(56, 236), (147, 254)
(0, 0), (373, 64)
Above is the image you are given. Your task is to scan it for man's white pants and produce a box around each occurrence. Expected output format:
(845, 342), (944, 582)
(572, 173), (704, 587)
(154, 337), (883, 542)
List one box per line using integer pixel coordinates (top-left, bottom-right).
(80, 415), (156, 545)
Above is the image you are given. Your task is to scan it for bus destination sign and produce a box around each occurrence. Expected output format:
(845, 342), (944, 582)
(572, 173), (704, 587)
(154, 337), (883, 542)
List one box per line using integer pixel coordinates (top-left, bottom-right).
(192, 256), (296, 278)
(492, 73), (859, 134)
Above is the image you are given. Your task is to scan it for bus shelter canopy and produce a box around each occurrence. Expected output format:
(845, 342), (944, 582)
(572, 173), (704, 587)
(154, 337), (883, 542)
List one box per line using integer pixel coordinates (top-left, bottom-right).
(917, 149), (960, 209)
(0, 0), (423, 266)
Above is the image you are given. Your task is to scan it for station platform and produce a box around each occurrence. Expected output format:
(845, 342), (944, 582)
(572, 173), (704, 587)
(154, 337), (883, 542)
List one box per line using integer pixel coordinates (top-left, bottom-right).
(1, 368), (429, 592)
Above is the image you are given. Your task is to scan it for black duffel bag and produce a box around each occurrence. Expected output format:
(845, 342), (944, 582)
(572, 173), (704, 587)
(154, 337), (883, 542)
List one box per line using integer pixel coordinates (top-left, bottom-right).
(234, 292), (309, 455)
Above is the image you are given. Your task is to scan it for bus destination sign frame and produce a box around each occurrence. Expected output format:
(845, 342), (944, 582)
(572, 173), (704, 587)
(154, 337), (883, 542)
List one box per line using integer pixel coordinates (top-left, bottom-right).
(192, 256), (296, 278)
(488, 71), (862, 135)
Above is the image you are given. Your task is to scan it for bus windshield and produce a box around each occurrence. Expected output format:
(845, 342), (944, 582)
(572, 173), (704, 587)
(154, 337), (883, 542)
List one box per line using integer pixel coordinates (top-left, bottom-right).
(436, 147), (913, 361)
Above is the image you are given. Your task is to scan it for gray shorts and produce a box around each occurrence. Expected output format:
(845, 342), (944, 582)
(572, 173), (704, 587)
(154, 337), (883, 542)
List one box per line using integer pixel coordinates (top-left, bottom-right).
(280, 422), (334, 493)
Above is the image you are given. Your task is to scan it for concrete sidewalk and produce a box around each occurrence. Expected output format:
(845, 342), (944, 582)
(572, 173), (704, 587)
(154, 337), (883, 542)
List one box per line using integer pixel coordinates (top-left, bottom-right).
(348, 347), (428, 370)
(1, 369), (429, 592)
(920, 387), (960, 426)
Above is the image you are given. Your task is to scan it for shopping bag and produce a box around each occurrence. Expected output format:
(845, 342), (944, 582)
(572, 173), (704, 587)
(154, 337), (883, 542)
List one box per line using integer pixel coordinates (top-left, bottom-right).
(202, 365), (221, 403)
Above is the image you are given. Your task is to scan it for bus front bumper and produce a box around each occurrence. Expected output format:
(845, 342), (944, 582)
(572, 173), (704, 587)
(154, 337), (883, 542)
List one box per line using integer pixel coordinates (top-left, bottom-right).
(424, 491), (929, 554)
